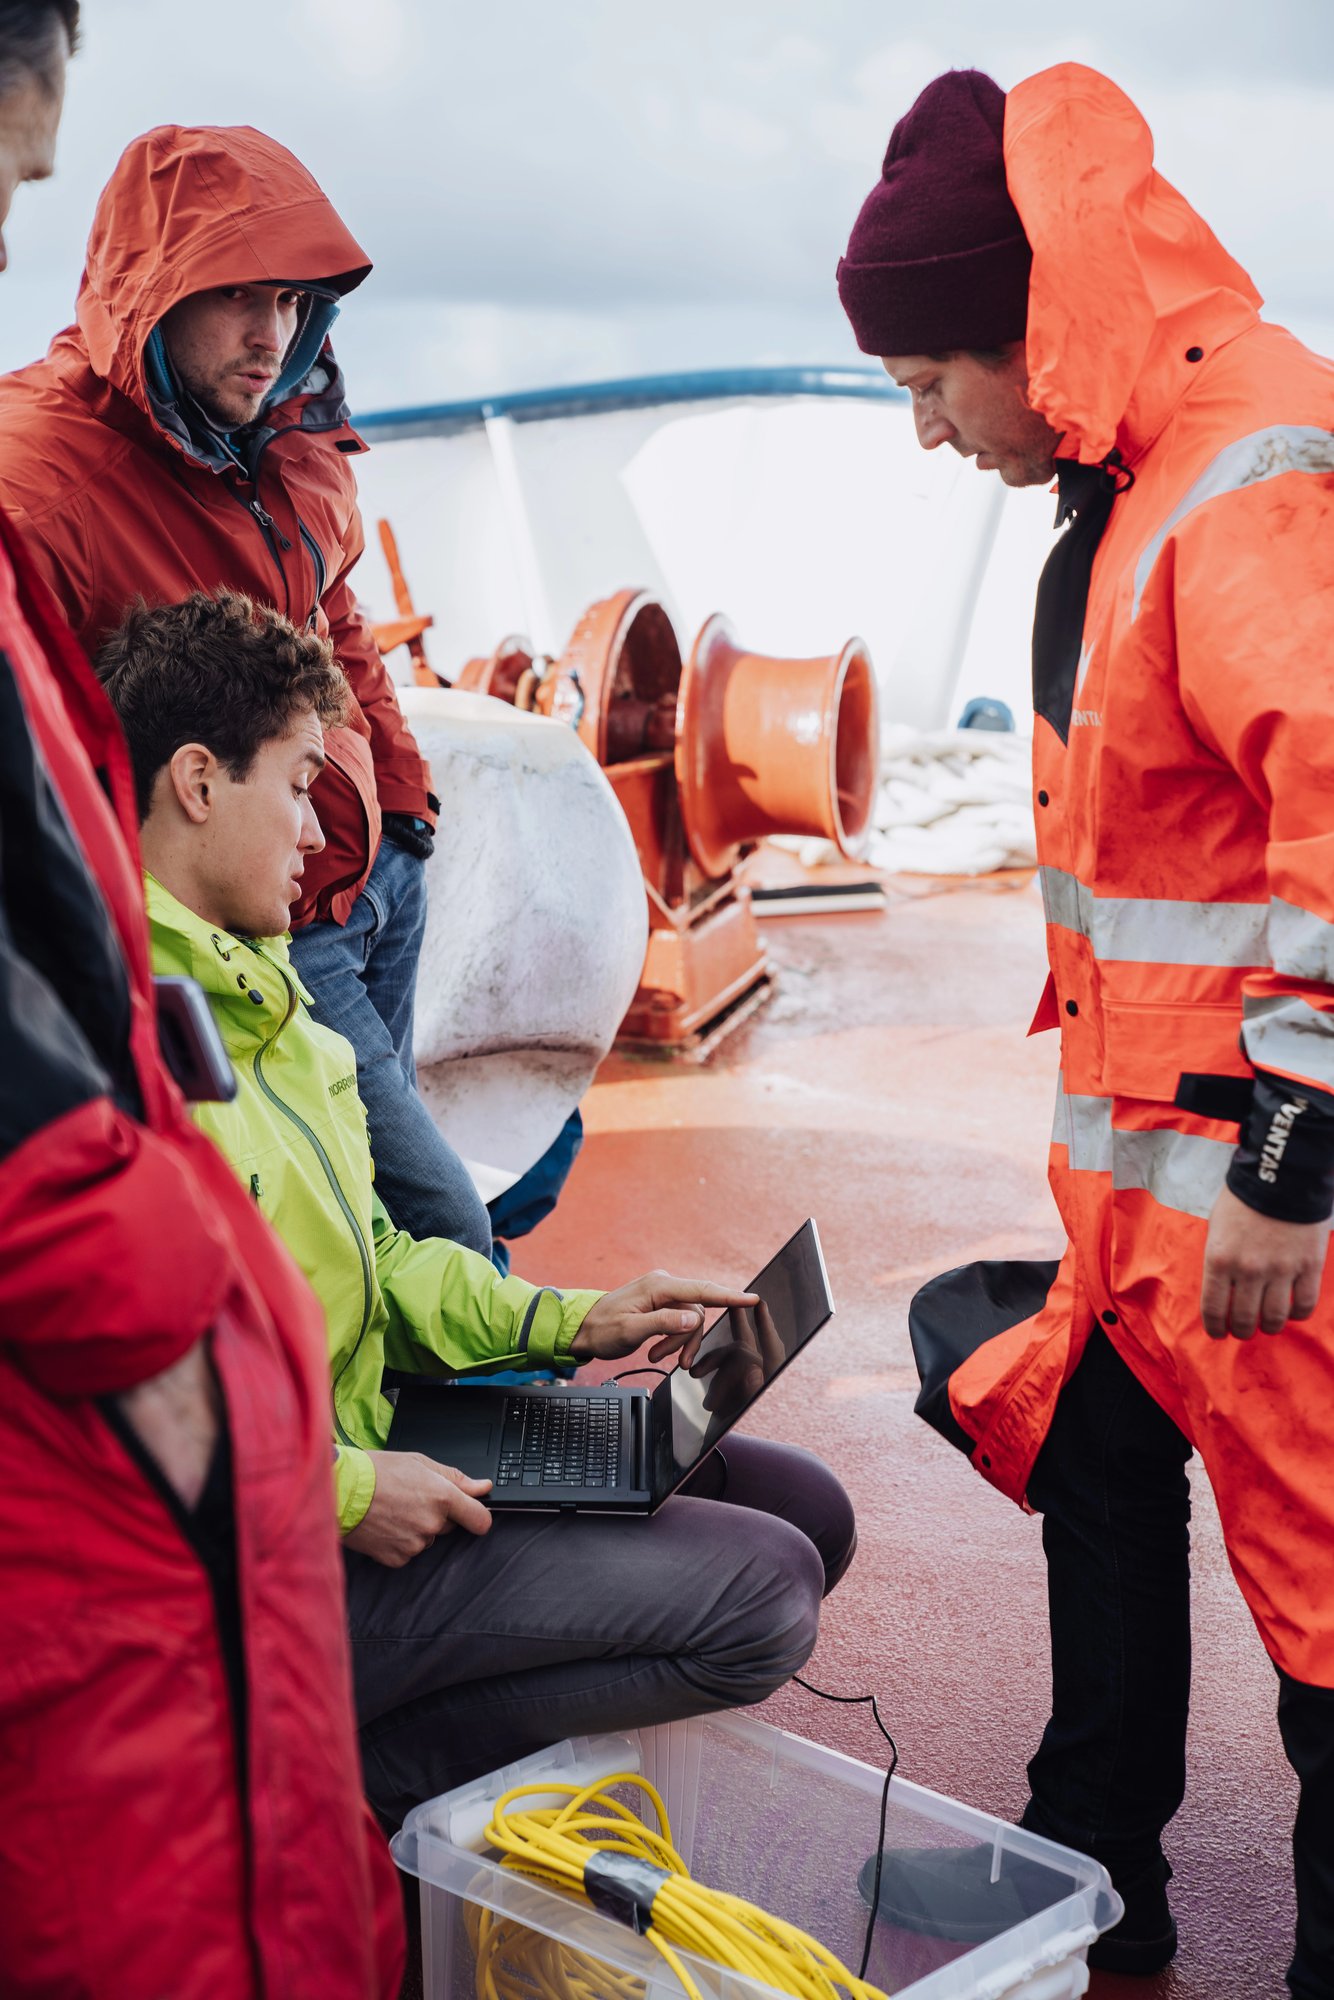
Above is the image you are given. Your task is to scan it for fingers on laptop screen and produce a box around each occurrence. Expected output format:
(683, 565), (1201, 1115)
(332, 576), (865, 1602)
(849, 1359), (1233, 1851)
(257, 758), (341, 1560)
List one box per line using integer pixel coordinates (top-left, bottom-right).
(668, 1222), (829, 1474)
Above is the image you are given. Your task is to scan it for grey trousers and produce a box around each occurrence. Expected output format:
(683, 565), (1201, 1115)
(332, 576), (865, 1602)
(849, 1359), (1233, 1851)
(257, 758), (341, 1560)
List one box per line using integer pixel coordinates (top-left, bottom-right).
(345, 1435), (856, 1826)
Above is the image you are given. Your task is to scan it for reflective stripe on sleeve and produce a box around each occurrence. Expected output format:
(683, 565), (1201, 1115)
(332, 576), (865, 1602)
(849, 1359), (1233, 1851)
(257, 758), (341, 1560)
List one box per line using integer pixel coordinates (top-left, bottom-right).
(1269, 898), (1334, 985)
(1131, 425), (1334, 622)
(1038, 865), (1267, 967)
(1242, 994), (1334, 1091)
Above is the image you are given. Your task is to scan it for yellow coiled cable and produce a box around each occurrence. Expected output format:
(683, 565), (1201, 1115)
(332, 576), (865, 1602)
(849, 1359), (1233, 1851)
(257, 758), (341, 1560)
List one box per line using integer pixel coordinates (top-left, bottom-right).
(466, 1771), (890, 2000)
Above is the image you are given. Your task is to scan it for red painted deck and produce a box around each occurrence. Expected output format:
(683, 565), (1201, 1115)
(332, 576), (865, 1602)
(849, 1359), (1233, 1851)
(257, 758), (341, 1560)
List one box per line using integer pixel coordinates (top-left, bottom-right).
(514, 868), (1297, 1999)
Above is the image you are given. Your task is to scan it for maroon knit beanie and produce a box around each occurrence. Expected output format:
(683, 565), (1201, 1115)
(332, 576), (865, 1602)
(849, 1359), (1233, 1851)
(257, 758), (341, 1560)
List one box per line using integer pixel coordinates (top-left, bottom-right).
(836, 69), (1032, 358)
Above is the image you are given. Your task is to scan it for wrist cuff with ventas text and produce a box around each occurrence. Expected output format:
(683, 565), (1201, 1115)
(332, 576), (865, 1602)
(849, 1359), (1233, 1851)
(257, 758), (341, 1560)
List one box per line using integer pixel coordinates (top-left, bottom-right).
(1227, 1068), (1334, 1224)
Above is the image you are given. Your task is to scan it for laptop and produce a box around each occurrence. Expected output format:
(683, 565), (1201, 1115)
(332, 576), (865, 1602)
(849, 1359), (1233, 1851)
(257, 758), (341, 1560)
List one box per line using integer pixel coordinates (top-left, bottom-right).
(386, 1218), (834, 1514)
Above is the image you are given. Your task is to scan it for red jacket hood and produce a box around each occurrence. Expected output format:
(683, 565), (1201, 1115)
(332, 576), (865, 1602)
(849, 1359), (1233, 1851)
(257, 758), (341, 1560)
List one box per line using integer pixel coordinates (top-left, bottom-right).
(1004, 64), (1263, 464)
(76, 124), (371, 419)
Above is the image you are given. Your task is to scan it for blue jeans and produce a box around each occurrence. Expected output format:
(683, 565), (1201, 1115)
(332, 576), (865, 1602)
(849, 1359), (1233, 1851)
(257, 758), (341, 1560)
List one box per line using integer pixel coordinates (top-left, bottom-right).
(487, 1108), (584, 1275)
(288, 840), (492, 1258)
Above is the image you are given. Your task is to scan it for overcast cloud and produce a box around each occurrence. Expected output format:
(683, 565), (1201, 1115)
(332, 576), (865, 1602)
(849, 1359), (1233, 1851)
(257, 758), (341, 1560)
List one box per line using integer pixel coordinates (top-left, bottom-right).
(3, 0), (1332, 412)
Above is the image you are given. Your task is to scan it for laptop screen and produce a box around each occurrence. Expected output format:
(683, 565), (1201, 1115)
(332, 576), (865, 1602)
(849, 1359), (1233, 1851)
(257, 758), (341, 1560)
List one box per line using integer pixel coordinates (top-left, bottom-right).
(661, 1218), (834, 1490)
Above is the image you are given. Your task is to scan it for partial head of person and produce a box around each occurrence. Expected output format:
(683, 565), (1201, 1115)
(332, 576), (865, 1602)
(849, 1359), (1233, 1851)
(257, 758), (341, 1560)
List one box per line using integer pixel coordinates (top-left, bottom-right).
(76, 124), (370, 452)
(836, 68), (1062, 488)
(95, 591), (349, 939)
(0, 0), (77, 270)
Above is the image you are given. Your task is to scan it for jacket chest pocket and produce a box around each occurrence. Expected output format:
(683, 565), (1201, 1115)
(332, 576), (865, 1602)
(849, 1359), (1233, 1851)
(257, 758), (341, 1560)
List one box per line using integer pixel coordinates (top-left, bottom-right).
(221, 1132), (293, 1215)
(1100, 997), (1247, 1103)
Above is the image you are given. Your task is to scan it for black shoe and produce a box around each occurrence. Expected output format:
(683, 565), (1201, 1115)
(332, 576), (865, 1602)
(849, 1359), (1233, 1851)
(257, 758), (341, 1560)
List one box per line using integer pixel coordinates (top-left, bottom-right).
(856, 1845), (1177, 1973)
(1085, 1856), (1177, 1976)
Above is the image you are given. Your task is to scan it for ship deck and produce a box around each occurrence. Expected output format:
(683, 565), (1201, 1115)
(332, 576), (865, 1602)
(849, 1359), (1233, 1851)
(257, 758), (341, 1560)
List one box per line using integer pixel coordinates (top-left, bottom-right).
(514, 865), (1295, 2000)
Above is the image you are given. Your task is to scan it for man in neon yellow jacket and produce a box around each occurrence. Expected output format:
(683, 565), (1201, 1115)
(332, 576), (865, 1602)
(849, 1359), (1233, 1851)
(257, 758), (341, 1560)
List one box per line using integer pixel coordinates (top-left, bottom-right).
(100, 589), (856, 1821)
(146, 861), (601, 1537)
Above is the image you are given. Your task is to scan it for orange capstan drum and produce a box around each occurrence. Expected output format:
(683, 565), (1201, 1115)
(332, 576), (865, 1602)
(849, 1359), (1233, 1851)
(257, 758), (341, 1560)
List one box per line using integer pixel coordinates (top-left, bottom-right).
(453, 585), (880, 1049)
(675, 615), (878, 879)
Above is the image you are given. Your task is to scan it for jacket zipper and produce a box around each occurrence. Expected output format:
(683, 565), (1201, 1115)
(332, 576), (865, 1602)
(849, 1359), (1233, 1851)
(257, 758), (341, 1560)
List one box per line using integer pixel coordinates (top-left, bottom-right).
(227, 484), (293, 616)
(231, 411), (354, 617)
(248, 961), (373, 1446)
(297, 521), (326, 626)
(250, 496), (292, 552)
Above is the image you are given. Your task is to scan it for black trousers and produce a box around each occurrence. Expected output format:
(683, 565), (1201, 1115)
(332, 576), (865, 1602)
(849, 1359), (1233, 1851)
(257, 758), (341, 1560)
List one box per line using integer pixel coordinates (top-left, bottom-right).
(1019, 1327), (1334, 2000)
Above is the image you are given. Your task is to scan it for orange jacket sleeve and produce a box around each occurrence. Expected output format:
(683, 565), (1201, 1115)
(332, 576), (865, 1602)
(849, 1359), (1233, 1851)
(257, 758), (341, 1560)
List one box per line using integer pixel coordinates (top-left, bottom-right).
(1174, 467), (1334, 1099)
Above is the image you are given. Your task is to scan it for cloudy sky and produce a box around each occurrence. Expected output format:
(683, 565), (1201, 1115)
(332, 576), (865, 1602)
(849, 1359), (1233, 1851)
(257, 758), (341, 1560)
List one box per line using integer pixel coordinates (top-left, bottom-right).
(5, 0), (1332, 415)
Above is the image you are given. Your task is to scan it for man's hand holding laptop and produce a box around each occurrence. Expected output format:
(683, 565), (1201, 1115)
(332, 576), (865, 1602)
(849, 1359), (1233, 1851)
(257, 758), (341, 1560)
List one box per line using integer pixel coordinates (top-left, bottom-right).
(344, 1452), (495, 1568)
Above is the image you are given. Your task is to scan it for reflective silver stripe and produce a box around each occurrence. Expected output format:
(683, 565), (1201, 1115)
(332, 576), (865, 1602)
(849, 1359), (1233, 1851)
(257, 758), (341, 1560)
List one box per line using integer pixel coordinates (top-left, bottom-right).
(1111, 1127), (1233, 1220)
(1037, 865), (1266, 968)
(1051, 1076), (1067, 1147)
(1091, 896), (1266, 968)
(1242, 994), (1334, 1090)
(1038, 864), (1085, 934)
(1132, 424), (1334, 621)
(1052, 1079), (1114, 1173)
(1269, 897), (1334, 985)
(1055, 1078), (1232, 1217)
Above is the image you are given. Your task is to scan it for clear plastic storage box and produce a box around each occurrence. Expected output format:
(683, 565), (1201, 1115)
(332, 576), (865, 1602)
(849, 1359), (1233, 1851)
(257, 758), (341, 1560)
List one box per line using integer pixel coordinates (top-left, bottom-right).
(392, 1712), (1122, 2000)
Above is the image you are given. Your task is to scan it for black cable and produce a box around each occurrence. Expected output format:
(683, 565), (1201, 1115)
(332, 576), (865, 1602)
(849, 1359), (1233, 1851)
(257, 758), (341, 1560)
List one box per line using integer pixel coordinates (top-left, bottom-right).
(609, 1365), (672, 1384)
(793, 1675), (898, 1983)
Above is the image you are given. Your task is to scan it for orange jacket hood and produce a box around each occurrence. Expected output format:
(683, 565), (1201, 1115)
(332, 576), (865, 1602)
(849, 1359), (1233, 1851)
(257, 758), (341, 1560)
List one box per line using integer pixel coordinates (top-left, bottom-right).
(1004, 64), (1263, 464)
(76, 124), (371, 418)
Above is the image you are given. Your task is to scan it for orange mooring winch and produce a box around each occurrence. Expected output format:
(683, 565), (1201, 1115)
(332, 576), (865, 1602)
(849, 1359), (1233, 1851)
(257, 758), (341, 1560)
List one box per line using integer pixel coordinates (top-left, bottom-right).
(375, 527), (880, 1052)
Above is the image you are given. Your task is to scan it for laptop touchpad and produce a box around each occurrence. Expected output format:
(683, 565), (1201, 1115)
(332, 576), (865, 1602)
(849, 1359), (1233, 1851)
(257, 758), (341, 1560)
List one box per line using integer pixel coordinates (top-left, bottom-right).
(428, 1415), (498, 1476)
(393, 1394), (500, 1477)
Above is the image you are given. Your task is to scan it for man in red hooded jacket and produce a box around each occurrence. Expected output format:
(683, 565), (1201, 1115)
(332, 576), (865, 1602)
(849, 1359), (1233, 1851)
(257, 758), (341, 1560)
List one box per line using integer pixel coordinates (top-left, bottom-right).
(0, 119), (498, 1263)
(0, 9), (402, 1993)
(838, 65), (1334, 1997)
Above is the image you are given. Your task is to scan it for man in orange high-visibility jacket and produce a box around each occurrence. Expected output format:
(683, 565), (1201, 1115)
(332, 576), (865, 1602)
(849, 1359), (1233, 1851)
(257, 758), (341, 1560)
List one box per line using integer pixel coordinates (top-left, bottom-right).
(838, 64), (1334, 1996)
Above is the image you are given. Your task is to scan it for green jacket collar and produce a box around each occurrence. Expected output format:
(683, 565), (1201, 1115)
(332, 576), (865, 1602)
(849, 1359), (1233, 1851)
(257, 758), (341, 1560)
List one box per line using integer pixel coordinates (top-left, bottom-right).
(144, 873), (313, 1051)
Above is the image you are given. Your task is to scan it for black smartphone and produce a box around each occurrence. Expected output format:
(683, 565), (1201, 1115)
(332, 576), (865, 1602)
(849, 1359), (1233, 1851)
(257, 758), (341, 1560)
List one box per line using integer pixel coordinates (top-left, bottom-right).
(154, 975), (237, 1103)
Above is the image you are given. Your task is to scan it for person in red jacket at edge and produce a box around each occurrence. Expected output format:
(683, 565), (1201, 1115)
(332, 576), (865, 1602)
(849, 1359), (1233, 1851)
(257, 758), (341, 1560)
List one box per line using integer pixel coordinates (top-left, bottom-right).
(0, 7), (403, 1995)
(837, 66), (1334, 1999)
(0, 114), (578, 1276)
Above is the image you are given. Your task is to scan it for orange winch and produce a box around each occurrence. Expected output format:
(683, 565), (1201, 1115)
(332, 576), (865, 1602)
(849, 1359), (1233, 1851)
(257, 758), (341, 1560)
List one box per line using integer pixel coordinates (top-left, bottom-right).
(376, 527), (879, 1051)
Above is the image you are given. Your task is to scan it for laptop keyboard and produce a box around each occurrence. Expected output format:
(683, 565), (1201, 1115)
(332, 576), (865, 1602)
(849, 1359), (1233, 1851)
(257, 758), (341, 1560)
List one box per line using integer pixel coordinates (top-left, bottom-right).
(496, 1395), (623, 1488)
